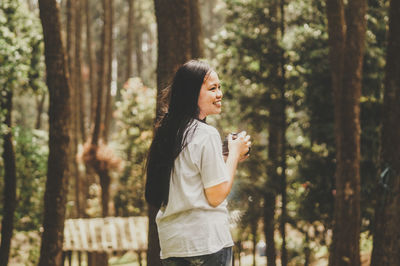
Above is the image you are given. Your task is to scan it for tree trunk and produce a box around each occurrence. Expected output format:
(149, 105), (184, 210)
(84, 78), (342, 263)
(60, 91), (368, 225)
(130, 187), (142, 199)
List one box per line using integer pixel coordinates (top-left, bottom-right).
(131, 0), (143, 79)
(66, 0), (79, 219)
(102, 0), (113, 143)
(279, 1), (287, 265)
(126, 0), (135, 82)
(370, 0), (400, 265)
(0, 90), (17, 266)
(263, 194), (276, 266)
(263, 1), (282, 265)
(86, 0), (111, 263)
(304, 231), (311, 266)
(326, 0), (366, 265)
(189, 0), (204, 58)
(75, 0), (86, 143)
(66, 0), (75, 89)
(91, 0), (109, 146)
(37, 0), (71, 265)
(85, 0), (96, 129)
(154, 0), (192, 116)
(35, 92), (46, 129)
(135, 26), (143, 78)
(251, 220), (257, 266)
(74, 0), (84, 218)
(264, 105), (278, 266)
(149, 0), (204, 264)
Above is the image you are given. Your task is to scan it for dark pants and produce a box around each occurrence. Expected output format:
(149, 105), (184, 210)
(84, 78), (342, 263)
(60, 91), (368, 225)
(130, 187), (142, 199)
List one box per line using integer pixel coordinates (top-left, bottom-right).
(161, 247), (233, 266)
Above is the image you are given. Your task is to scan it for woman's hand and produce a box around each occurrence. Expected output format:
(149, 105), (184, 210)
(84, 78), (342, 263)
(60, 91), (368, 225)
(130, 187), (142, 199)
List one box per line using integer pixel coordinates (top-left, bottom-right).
(228, 131), (251, 162)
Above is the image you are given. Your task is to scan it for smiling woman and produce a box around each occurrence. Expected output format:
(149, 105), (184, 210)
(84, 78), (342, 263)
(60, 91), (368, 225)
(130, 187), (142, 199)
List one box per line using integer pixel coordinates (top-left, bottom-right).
(145, 60), (251, 266)
(198, 71), (223, 120)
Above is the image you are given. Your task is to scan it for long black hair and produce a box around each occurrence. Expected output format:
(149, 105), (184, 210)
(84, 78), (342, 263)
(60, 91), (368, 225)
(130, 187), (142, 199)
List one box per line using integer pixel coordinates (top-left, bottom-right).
(145, 60), (212, 209)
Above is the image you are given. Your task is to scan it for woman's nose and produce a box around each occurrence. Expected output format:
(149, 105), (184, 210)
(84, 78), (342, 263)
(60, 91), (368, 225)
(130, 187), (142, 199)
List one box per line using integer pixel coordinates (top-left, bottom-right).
(217, 88), (223, 98)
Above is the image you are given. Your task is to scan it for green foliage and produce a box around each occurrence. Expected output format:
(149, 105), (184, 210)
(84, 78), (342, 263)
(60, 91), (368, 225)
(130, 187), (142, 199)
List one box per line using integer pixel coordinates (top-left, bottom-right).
(13, 127), (48, 231)
(359, 0), (387, 232)
(213, 0), (387, 262)
(9, 231), (41, 265)
(288, 0), (335, 237)
(0, 127), (46, 263)
(0, 0), (45, 126)
(0, 0), (46, 232)
(214, 0), (291, 257)
(0, 0), (44, 93)
(112, 78), (155, 216)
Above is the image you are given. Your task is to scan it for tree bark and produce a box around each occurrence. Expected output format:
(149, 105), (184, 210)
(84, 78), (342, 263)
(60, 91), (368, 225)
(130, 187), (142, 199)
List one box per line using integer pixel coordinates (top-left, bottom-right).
(83, 0), (95, 220)
(126, 0), (135, 82)
(263, 1), (282, 265)
(279, 1), (287, 265)
(326, 0), (366, 265)
(251, 218), (257, 266)
(87, 3), (112, 257)
(35, 92), (46, 130)
(66, 0), (75, 89)
(154, 0), (192, 116)
(91, 0), (109, 147)
(102, 0), (113, 143)
(135, 25), (143, 78)
(66, 0), (79, 221)
(85, 0), (96, 128)
(0, 90), (17, 266)
(37, 0), (71, 265)
(73, 0), (83, 218)
(370, 0), (400, 265)
(264, 101), (279, 266)
(75, 0), (86, 143)
(189, 0), (204, 58)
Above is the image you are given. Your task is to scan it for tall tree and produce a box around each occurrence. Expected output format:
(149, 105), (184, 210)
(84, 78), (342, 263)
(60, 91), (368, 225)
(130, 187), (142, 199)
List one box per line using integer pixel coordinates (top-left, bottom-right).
(37, 0), (71, 265)
(263, 1), (287, 265)
(66, 0), (81, 222)
(84, 0), (96, 127)
(126, 0), (135, 82)
(102, 0), (114, 142)
(370, 0), (400, 265)
(83, 1), (119, 261)
(75, 0), (86, 143)
(83, 0), (120, 258)
(149, 0), (204, 264)
(134, 17), (143, 78)
(279, 1), (288, 264)
(74, 0), (83, 219)
(326, 0), (367, 265)
(66, 0), (75, 88)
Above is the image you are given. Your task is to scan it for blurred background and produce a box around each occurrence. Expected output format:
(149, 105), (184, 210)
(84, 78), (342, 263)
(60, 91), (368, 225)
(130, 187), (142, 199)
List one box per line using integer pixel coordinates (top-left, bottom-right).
(0, 0), (398, 265)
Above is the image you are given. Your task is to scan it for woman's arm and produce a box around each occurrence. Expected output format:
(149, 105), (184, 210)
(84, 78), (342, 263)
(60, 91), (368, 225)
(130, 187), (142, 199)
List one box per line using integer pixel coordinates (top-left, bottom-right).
(204, 132), (250, 207)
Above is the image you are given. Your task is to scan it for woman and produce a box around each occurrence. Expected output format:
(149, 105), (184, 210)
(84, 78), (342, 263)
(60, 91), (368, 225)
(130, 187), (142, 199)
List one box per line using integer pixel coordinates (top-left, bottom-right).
(145, 60), (251, 266)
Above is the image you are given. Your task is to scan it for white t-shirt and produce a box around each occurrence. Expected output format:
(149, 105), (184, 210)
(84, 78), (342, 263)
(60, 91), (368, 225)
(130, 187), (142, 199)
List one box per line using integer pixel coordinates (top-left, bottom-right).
(156, 119), (234, 259)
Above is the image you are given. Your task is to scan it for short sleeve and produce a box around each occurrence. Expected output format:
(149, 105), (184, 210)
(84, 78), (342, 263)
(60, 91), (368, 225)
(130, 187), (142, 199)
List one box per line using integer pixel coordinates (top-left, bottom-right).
(198, 132), (230, 188)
